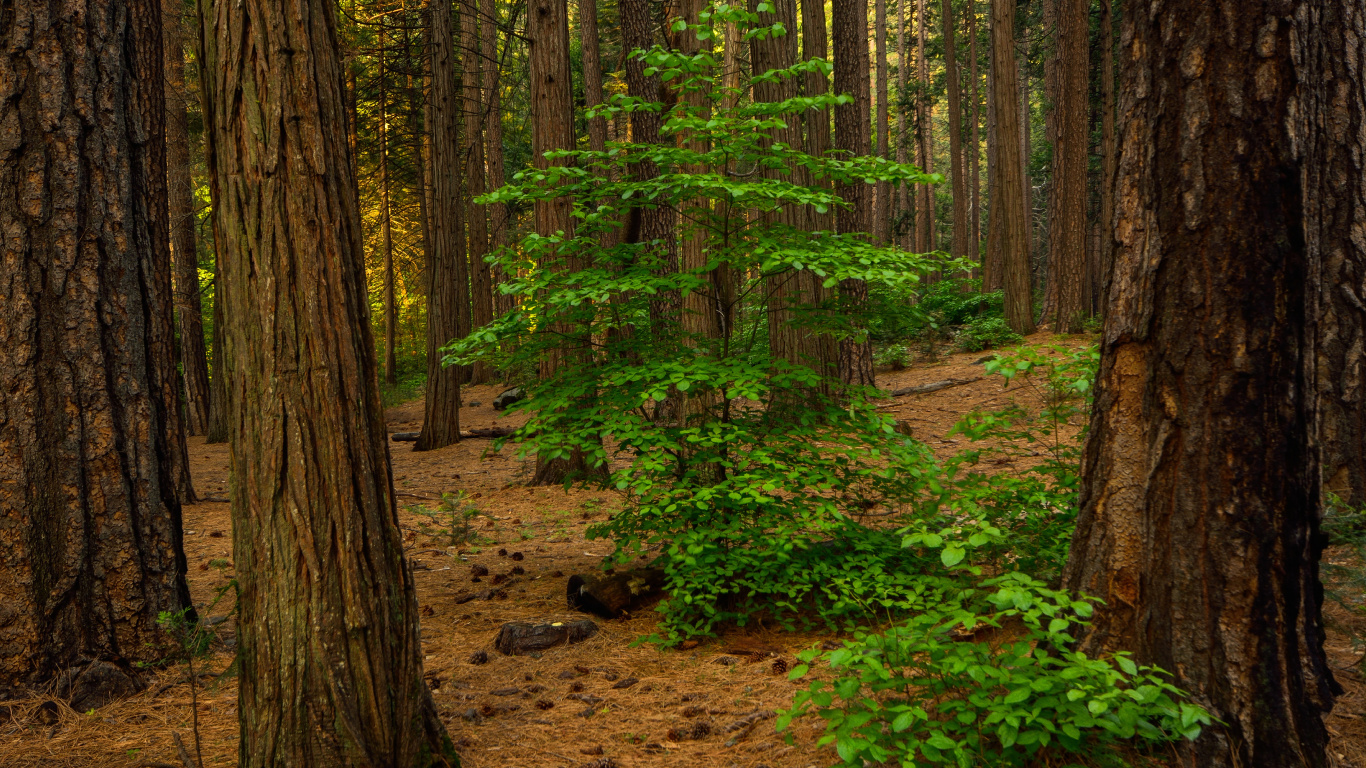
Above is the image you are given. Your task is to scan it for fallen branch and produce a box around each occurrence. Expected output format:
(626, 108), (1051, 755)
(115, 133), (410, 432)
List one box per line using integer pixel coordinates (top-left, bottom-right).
(391, 427), (519, 442)
(888, 377), (982, 397)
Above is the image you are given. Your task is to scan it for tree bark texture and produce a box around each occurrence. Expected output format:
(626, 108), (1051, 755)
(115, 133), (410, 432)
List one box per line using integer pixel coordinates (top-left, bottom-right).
(1097, 0), (1115, 310)
(198, 0), (456, 762)
(1299, 0), (1366, 509)
(984, 7), (1003, 291)
(1047, 0), (1086, 332)
(419, 0), (466, 452)
(914, 0), (933, 253)
(941, 0), (967, 258)
(989, 0), (1032, 332)
(874, 0), (889, 244)
(483, 0), (513, 316)
(0, 0), (195, 692)
(462, 0), (494, 385)
(966, 0), (981, 261)
(833, 0), (875, 387)
(895, 0), (908, 247)
(164, 0), (212, 437)
(378, 25), (399, 388)
(1063, 1), (1335, 765)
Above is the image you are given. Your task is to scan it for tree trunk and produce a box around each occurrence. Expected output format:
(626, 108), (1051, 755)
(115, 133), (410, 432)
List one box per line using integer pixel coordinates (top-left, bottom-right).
(990, 0), (1033, 332)
(531, 0), (594, 486)
(1097, 0), (1115, 310)
(896, 0), (909, 248)
(582, 0), (609, 157)
(1303, 1), (1366, 510)
(1047, 0), (1086, 332)
(966, 0), (982, 262)
(874, 0), (889, 244)
(984, 7), (1002, 291)
(0, 0), (195, 694)
(463, 0), (494, 385)
(797, 0), (839, 387)
(833, 0), (875, 387)
(914, 0), (933, 253)
(941, 0), (966, 258)
(419, 0), (465, 452)
(378, 26), (399, 387)
(198, 0), (456, 762)
(483, 0), (514, 317)
(1063, 1), (1335, 765)
(165, 0), (212, 437)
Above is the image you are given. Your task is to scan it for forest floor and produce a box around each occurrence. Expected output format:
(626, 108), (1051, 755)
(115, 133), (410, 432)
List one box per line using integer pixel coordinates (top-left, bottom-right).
(2, 332), (1363, 767)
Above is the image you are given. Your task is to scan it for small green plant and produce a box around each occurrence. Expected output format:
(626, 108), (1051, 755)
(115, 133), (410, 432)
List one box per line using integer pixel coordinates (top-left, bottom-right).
(779, 574), (1212, 767)
(411, 491), (485, 546)
(955, 316), (1024, 353)
(1323, 494), (1366, 673)
(874, 343), (910, 370)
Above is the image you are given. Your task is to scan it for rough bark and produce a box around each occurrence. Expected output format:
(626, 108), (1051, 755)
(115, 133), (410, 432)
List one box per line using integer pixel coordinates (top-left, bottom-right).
(941, 0), (967, 258)
(581, 0), (609, 157)
(895, 0), (908, 247)
(983, 6), (1003, 291)
(463, 0), (494, 385)
(989, 0), (1033, 333)
(1299, 0), (1366, 509)
(483, 0), (513, 316)
(418, 0), (465, 452)
(1047, 0), (1086, 332)
(164, 0), (212, 437)
(966, 0), (982, 261)
(914, 0), (933, 253)
(0, 0), (194, 693)
(1063, 1), (1335, 765)
(796, 0), (839, 386)
(833, 0), (875, 387)
(198, 0), (456, 762)
(874, 0), (890, 244)
(379, 24), (399, 388)
(1097, 0), (1115, 308)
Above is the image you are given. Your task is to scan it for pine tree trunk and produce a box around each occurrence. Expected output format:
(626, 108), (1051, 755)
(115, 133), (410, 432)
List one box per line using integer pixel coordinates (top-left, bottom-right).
(165, 0), (212, 437)
(966, 0), (982, 262)
(833, 0), (875, 387)
(941, 0), (966, 258)
(462, 0), (494, 385)
(418, 0), (465, 452)
(0, 0), (195, 694)
(896, 0), (909, 247)
(1063, 2), (1335, 764)
(1097, 0), (1115, 310)
(1047, 0), (1086, 332)
(379, 28), (399, 387)
(483, 0), (514, 317)
(984, 6), (1002, 291)
(874, 0), (890, 244)
(990, 0), (1033, 332)
(198, 0), (456, 762)
(1303, 1), (1366, 511)
(914, 0), (933, 253)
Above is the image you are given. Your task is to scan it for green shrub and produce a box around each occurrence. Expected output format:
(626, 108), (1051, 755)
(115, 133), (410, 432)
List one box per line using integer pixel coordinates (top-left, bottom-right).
(955, 316), (1024, 352)
(779, 574), (1212, 767)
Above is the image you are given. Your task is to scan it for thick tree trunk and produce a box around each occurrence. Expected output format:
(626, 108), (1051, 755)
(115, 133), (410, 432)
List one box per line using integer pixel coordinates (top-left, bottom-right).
(0, 0), (194, 694)
(914, 0), (933, 253)
(582, 0), (609, 157)
(833, 0), (875, 387)
(797, 0), (839, 387)
(164, 0), (212, 437)
(1097, 0), (1115, 309)
(207, 268), (231, 444)
(984, 9), (1003, 291)
(874, 0), (889, 244)
(419, 0), (465, 452)
(1299, 0), (1366, 510)
(1063, 2), (1335, 765)
(531, 0), (595, 486)
(941, 0), (966, 258)
(1047, 0), (1086, 332)
(483, 0), (513, 316)
(198, 0), (456, 762)
(990, 0), (1032, 332)
(462, 0), (494, 385)
(966, 0), (981, 262)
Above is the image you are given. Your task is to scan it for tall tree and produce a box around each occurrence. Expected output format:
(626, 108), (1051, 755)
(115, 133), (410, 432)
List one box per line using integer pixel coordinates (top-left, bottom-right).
(198, 0), (457, 761)
(895, 0), (909, 247)
(1047, 0), (1086, 331)
(1064, 0), (1337, 764)
(874, 0), (890, 243)
(378, 16), (399, 387)
(983, 2), (1003, 290)
(0, 0), (194, 699)
(833, 0), (875, 385)
(419, 0), (466, 451)
(1096, 0), (1115, 311)
(914, 0), (933, 252)
(965, 0), (981, 261)
(1304, 1), (1366, 510)
(463, 0), (494, 384)
(483, 0), (514, 315)
(989, 0), (1032, 332)
(165, 0), (212, 436)
(940, 0), (966, 258)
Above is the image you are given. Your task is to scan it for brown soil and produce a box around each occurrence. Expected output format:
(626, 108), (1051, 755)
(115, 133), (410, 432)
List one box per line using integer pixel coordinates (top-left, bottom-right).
(1, 332), (1362, 767)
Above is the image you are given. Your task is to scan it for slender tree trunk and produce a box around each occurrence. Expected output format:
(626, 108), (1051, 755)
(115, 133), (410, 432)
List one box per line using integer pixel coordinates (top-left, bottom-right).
(1303, 0), (1366, 511)
(0, 0), (194, 695)
(199, 0), (456, 761)
(531, 0), (594, 485)
(914, 0), (933, 253)
(966, 0), (981, 262)
(799, 0), (839, 387)
(462, 0), (494, 384)
(419, 0), (465, 451)
(1098, 0), (1115, 310)
(164, 0), (212, 437)
(983, 5), (1003, 291)
(582, 0), (609, 157)
(1047, 0), (1086, 331)
(941, 0), (966, 258)
(834, 0), (875, 386)
(896, 0), (909, 247)
(874, 0), (889, 244)
(379, 26), (399, 387)
(990, 0), (1033, 332)
(483, 0), (513, 316)
(1064, 2), (1336, 765)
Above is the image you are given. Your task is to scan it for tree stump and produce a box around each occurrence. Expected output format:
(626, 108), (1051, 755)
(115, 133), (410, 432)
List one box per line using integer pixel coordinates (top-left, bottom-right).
(567, 568), (666, 618)
(492, 620), (599, 655)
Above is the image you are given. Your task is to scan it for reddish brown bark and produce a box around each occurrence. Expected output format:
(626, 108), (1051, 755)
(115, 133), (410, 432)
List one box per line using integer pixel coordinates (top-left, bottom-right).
(1047, 0), (1087, 332)
(833, 0), (875, 387)
(989, 0), (1032, 333)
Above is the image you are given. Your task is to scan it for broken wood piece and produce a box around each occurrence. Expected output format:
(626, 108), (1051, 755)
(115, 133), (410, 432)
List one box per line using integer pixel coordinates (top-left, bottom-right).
(392, 426), (517, 442)
(888, 377), (983, 397)
(493, 620), (599, 655)
(567, 568), (666, 618)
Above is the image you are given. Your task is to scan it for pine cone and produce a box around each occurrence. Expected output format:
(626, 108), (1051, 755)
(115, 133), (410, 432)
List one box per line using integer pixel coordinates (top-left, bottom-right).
(771, 658), (789, 675)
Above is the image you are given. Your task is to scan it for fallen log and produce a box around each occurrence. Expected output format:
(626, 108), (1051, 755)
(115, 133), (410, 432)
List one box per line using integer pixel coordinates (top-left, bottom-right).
(567, 568), (666, 618)
(888, 377), (983, 397)
(493, 620), (599, 655)
(391, 426), (518, 442)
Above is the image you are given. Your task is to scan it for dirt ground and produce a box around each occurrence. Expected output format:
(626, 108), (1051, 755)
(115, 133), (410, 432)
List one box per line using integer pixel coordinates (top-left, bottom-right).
(2, 333), (1363, 767)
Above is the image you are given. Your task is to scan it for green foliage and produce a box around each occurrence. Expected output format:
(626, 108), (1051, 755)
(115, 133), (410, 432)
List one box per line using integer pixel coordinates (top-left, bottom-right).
(779, 574), (1212, 767)
(410, 491), (488, 546)
(1323, 495), (1366, 674)
(956, 316), (1024, 353)
(868, 278), (1020, 360)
